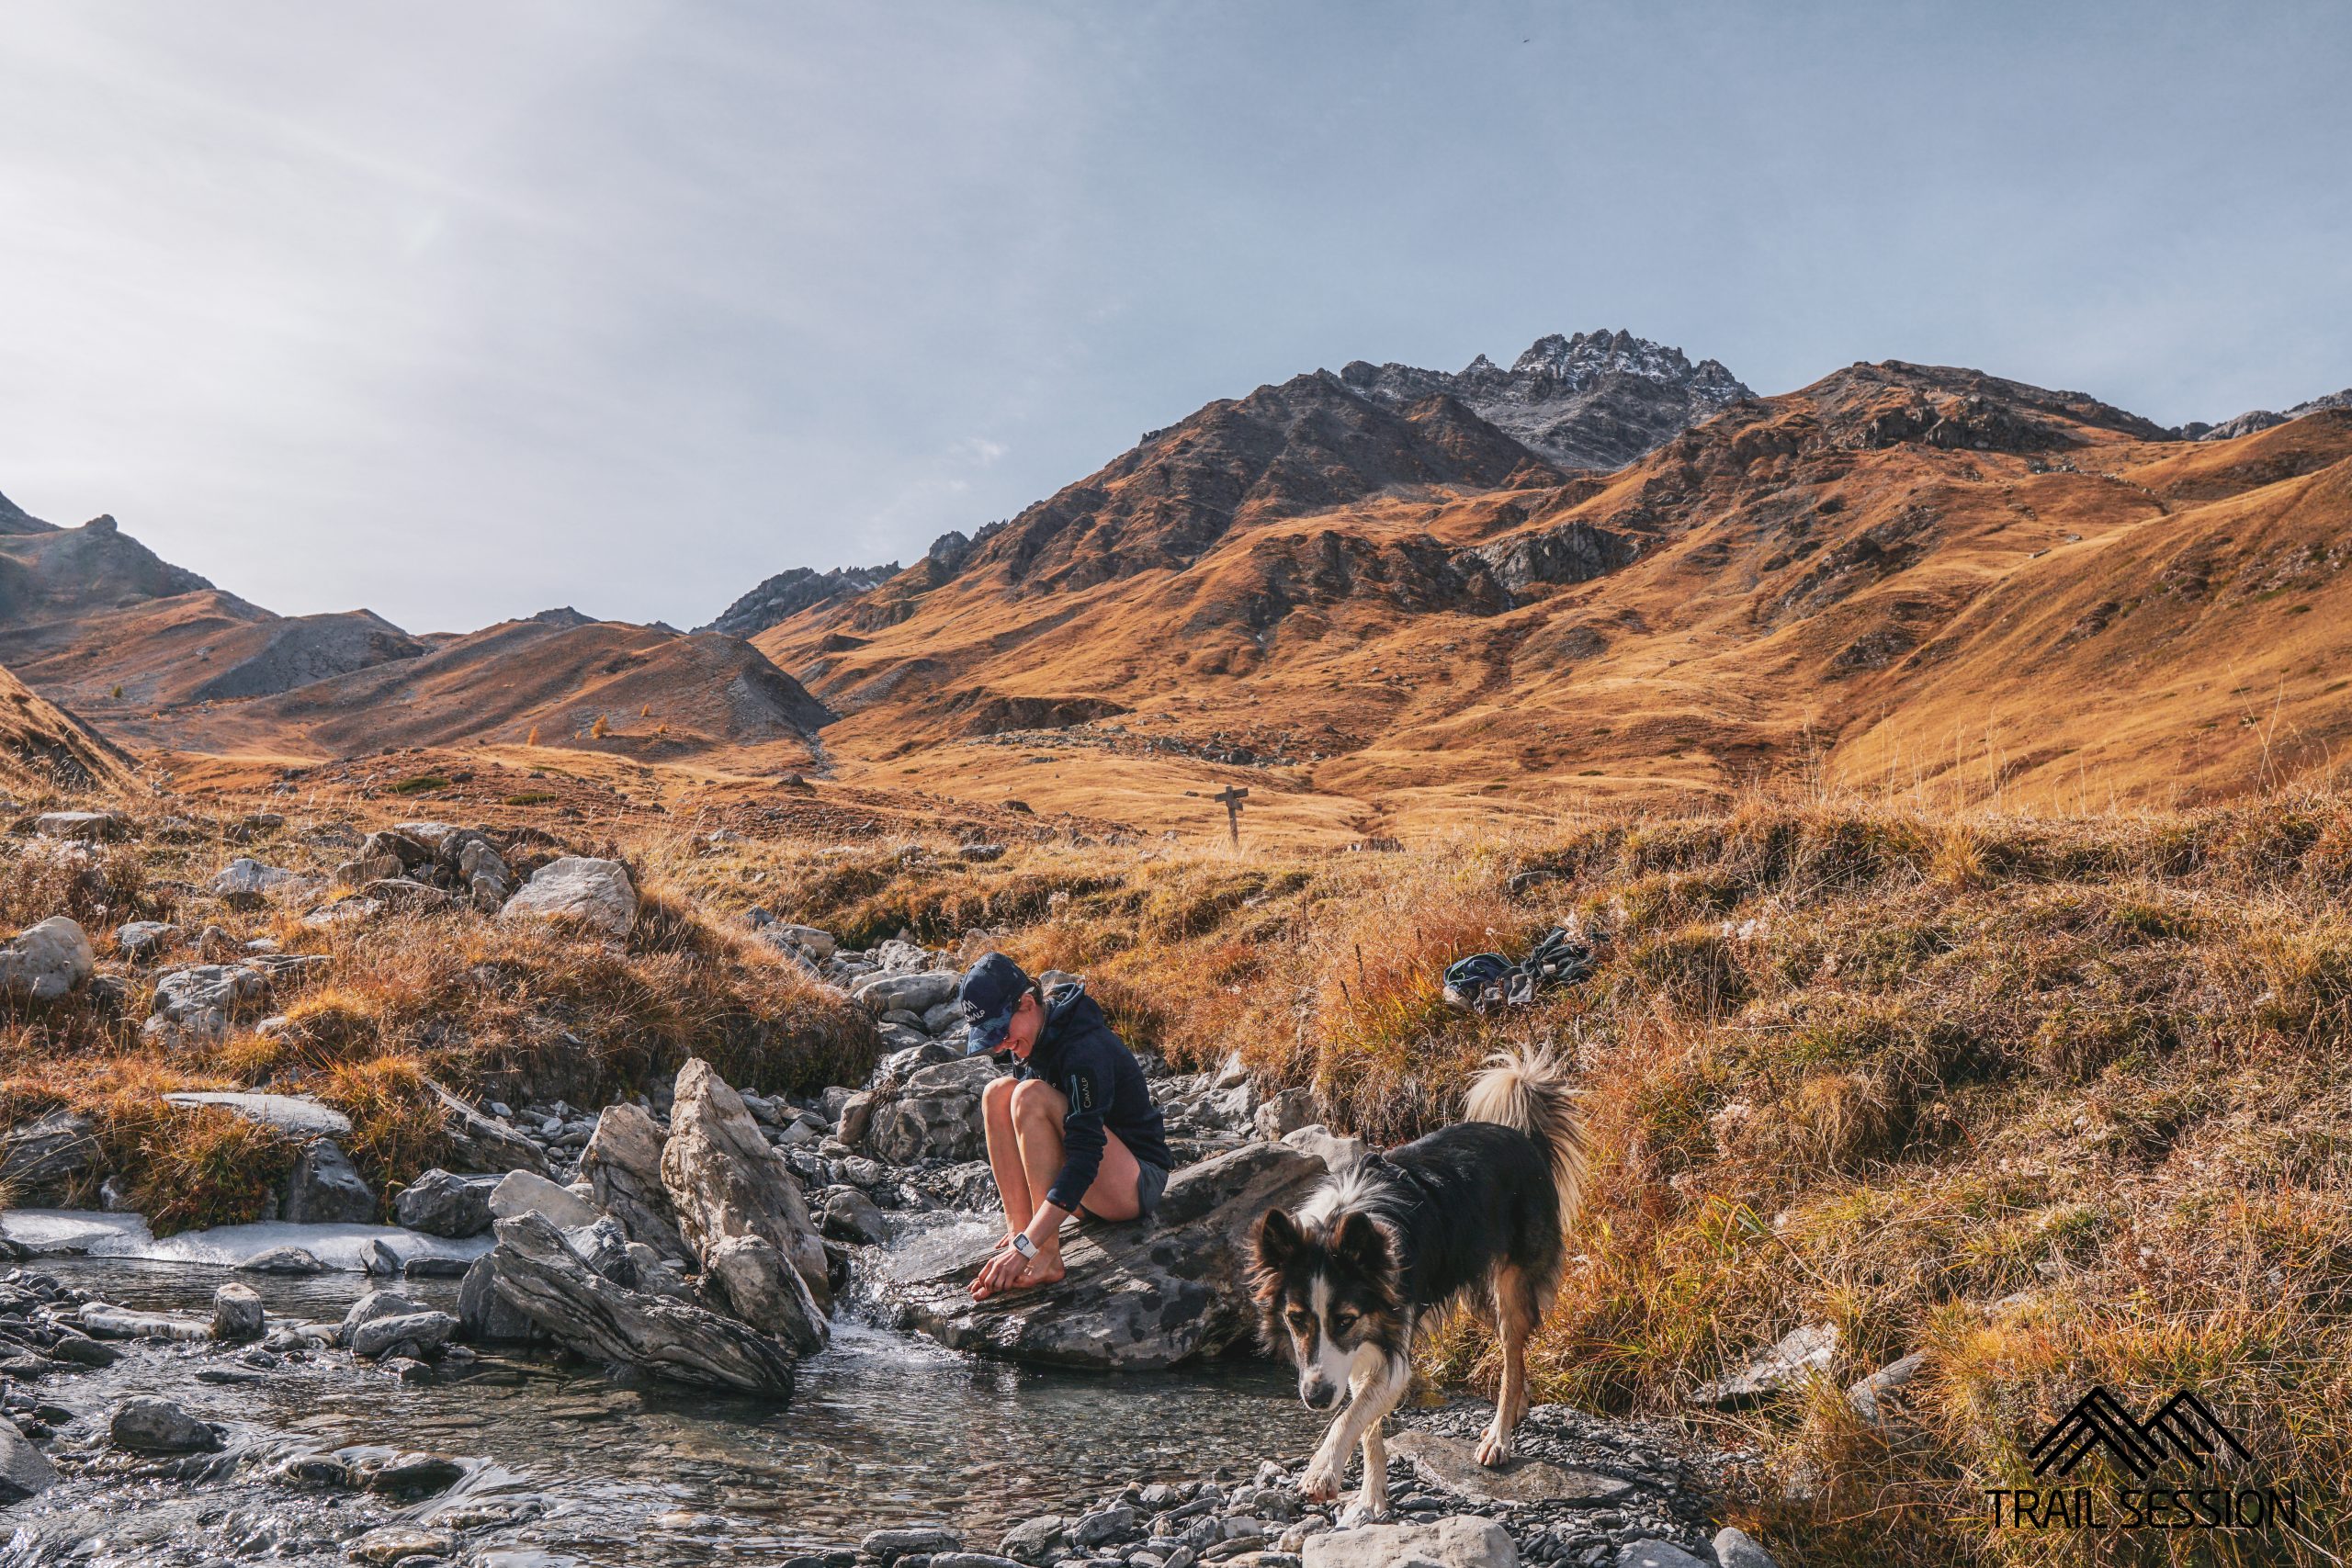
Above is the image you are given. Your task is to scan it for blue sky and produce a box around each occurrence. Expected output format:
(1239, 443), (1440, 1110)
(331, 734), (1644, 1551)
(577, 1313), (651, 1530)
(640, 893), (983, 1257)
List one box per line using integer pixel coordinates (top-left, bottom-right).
(1, 2), (2345, 632)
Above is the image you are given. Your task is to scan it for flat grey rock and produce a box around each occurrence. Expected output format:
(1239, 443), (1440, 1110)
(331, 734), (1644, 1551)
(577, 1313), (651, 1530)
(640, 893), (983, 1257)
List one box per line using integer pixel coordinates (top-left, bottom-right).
(1687, 1322), (1838, 1409)
(1389, 1430), (1635, 1506)
(876, 1141), (1328, 1371)
(162, 1092), (353, 1139)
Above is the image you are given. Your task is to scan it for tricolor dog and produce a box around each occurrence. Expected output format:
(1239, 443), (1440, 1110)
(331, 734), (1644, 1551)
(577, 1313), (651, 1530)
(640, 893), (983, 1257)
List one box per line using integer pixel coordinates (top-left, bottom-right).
(1249, 1049), (1586, 1518)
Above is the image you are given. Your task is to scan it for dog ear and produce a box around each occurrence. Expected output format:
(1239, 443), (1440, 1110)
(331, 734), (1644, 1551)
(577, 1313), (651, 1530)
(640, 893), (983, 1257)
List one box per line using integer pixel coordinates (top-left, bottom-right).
(1250, 1208), (1302, 1292)
(1332, 1211), (1391, 1277)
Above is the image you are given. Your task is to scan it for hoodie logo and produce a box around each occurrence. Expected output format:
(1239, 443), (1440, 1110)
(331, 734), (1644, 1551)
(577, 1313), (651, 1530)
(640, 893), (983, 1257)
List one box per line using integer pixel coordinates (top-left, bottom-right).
(1069, 1072), (1095, 1112)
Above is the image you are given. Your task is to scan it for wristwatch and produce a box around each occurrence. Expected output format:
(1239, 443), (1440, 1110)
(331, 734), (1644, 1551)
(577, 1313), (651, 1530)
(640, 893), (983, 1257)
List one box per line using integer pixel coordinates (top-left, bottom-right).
(1011, 1232), (1039, 1260)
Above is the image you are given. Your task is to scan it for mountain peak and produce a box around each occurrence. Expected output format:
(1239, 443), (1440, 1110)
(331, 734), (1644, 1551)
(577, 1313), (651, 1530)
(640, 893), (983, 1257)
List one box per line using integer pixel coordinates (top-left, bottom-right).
(699, 561), (899, 638)
(1339, 329), (1752, 469)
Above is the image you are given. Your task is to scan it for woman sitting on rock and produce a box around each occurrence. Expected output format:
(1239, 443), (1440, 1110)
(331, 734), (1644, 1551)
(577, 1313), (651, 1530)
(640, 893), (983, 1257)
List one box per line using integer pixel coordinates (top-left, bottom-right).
(960, 953), (1174, 1299)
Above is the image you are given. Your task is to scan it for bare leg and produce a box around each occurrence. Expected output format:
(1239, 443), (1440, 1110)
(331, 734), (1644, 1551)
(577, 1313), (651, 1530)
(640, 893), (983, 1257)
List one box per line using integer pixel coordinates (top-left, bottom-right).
(1476, 1265), (1536, 1466)
(1008, 1081), (1071, 1285)
(980, 1077), (1033, 1241)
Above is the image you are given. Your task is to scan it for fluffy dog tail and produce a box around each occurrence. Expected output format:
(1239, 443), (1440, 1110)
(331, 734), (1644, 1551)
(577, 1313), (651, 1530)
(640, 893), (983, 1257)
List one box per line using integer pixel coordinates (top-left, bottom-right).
(1463, 1046), (1587, 1232)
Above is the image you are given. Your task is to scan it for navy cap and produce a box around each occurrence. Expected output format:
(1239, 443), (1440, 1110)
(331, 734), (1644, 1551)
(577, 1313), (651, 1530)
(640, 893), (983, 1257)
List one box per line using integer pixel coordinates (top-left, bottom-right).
(958, 953), (1032, 1055)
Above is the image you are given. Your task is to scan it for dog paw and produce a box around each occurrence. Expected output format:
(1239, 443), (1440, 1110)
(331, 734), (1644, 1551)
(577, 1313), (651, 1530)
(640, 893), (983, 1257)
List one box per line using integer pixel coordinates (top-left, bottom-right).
(1340, 1501), (1394, 1529)
(1302, 1461), (1346, 1503)
(1473, 1428), (1513, 1467)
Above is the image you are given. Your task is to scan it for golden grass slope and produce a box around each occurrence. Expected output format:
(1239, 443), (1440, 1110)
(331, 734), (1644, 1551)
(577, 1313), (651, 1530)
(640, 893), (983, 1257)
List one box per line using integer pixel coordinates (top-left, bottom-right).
(101, 615), (835, 772)
(756, 371), (2352, 836)
(0, 661), (137, 798)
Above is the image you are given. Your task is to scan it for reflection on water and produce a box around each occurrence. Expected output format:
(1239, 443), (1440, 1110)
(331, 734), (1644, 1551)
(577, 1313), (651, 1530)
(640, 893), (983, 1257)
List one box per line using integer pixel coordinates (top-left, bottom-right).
(24, 1258), (1327, 1561)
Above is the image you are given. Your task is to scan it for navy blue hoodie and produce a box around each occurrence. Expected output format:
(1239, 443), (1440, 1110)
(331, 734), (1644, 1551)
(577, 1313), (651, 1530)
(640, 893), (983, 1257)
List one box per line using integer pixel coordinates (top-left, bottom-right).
(1015, 981), (1173, 1212)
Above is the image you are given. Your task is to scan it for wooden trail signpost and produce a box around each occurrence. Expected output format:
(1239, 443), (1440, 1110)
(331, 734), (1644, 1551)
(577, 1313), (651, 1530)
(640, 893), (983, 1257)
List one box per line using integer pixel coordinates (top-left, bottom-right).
(1213, 784), (1249, 846)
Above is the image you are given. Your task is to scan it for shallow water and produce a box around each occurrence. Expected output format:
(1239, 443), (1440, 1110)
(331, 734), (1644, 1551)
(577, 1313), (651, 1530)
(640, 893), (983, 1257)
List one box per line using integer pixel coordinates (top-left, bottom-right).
(17, 1258), (1328, 1563)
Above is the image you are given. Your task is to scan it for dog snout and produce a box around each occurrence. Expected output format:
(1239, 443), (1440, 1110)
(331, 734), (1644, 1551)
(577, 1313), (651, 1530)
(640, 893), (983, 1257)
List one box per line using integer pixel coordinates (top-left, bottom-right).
(1300, 1375), (1343, 1411)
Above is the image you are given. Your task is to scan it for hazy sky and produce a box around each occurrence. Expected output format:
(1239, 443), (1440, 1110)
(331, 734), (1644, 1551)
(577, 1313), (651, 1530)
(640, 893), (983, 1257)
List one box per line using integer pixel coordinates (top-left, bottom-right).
(1, 3), (2346, 633)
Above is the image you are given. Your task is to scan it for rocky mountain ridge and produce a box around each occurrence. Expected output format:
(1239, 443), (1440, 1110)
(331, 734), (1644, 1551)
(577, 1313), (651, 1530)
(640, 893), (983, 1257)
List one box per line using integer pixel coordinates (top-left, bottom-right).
(699, 562), (899, 639)
(1338, 327), (1753, 469)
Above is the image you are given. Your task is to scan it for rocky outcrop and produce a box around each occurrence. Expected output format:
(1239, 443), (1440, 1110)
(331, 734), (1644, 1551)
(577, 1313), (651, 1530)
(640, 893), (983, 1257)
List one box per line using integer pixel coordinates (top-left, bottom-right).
(32, 811), (125, 842)
(865, 1056), (998, 1165)
(700, 562), (898, 639)
(0, 917), (94, 1002)
(661, 1059), (830, 1308)
(579, 1103), (693, 1264)
(485, 1212), (797, 1396)
(143, 953), (324, 1043)
(876, 1142), (1328, 1370)
(498, 857), (638, 940)
(427, 1080), (553, 1178)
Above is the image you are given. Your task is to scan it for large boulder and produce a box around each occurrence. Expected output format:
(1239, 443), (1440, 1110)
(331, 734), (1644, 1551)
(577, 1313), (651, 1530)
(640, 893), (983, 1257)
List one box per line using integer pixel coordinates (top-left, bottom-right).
(579, 1103), (693, 1264)
(211, 1283), (265, 1342)
(350, 1311), (456, 1360)
(1304, 1519), (1519, 1568)
(0, 1420), (57, 1502)
(285, 1140), (376, 1224)
(852, 969), (960, 1015)
(457, 1254), (538, 1345)
(0, 1111), (98, 1201)
(485, 1212), (797, 1396)
(0, 918), (95, 1002)
(109, 1396), (223, 1454)
(703, 1234), (828, 1354)
(209, 857), (300, 908)
(876, 1141), (1328, 1370)
(866, 1056), (1000, 1166)
(33, 810), (124, 841)
(499, 857), (638, 940)
(661, 1059), (830, 1308)
(394, 1169), (497, 1238)
(488, 1170), (600, 1230)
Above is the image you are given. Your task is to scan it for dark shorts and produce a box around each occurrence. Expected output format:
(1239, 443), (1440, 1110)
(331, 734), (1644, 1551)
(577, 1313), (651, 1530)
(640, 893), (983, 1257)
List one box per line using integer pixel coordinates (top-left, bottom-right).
(1135, 1160), (1170, 1220)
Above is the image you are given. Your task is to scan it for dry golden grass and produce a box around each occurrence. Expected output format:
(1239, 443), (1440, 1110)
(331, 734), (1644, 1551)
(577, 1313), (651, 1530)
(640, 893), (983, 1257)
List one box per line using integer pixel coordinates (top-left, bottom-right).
(715, 787), (2352, 1565)
(1, 812), (876, 1230)
(7, 775), (2352, 1562)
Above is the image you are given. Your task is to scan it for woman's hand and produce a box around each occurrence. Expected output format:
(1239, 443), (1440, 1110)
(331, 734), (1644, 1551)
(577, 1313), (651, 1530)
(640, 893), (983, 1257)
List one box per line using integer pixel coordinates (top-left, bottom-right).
(970, 1245), (1031, 1300)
